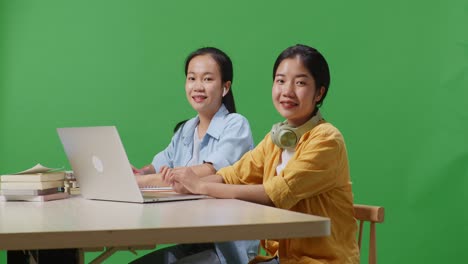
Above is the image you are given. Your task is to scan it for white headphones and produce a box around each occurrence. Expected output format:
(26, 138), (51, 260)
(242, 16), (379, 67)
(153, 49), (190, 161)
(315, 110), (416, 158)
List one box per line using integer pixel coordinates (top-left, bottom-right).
(222, 87), (228, 97)
(270, 111), (323, 150)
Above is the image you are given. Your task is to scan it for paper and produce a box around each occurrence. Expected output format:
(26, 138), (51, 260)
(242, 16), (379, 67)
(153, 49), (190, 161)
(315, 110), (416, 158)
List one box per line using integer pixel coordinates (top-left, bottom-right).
(12, 163), (63, 175)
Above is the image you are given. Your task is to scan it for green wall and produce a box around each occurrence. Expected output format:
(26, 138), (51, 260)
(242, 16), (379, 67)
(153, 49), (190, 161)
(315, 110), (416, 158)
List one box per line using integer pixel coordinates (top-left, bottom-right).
(1, 0), (467, 263)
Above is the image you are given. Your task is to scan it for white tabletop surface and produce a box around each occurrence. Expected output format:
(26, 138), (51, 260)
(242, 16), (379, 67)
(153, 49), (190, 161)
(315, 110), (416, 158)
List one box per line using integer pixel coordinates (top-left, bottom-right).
(0, 196), (330, 250)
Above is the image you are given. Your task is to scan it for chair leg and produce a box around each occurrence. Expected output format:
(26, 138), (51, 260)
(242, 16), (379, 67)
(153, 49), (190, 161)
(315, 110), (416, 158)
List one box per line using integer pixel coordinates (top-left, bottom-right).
(369, 222), (376, 264)
(358, 220), (364, 250)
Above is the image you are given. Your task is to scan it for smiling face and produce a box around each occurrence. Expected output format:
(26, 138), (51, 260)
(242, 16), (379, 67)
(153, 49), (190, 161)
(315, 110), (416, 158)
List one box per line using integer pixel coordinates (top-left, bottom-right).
(185, 54), (227, 117)
(272, 56), (324, 127)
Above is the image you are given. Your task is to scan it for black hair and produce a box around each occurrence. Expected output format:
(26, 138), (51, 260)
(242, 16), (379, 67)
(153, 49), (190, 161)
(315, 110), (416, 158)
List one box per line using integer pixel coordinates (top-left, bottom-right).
(173, 119), (188, 133)
(273, 44), (330, 109)
(184, 47), (236, 113)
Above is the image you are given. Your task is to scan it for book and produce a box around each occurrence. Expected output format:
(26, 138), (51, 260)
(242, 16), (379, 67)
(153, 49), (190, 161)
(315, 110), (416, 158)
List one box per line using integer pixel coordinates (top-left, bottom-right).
(0, 163), (65, 190)
(1, 171), (65, 182)
(0, 187), (60, 196)
(67, 187), (81, 195)
(0, 180), (64, 190)
(0, 192), (70, 202)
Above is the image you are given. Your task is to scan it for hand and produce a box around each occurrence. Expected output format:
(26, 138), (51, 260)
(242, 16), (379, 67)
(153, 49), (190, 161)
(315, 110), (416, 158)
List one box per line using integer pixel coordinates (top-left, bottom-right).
(171, 167), (203, 194)
(171, 181), (192, 194)
(132, 164), (156, 175)
(160, 166), (173, 184)
(131, 165), (144, 175)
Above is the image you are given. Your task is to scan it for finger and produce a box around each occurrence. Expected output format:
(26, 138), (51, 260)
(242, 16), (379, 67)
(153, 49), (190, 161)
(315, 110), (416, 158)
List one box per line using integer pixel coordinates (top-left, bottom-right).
(163, 168), (172, 184)
(159, 166), (167, 175)
(161, 167), (169, 181)
(170, 167), (184, 174)
(172, 181), (189, 194)
(162, 167), (174, 183)
(168, 171), (177, 185)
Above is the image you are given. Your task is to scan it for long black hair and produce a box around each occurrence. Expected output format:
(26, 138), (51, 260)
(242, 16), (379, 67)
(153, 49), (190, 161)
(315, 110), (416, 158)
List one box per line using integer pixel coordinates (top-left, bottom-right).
(273, 44), (330, 110)
(174, 47), (236, 133)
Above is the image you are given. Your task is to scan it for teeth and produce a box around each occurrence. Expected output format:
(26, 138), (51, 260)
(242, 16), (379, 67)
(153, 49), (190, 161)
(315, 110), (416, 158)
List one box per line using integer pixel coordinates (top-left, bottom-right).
(193, 96), (206, 102)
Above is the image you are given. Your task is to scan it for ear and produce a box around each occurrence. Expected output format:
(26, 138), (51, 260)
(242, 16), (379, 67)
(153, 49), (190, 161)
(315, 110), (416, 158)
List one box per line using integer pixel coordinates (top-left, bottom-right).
(315, 86), (326, 102)
(222, 81), (231, 97)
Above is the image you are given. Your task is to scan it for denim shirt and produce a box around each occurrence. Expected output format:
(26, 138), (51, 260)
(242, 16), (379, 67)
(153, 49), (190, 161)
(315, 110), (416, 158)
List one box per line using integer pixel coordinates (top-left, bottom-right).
(151, 104), (254, 171)
(151, 104), (258, 264)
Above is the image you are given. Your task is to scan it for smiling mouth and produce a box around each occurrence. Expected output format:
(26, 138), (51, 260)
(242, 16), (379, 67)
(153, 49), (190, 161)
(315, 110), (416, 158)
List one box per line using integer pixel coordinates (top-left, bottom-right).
(280, 101), (298, 108)
(193, 95), (207, 103)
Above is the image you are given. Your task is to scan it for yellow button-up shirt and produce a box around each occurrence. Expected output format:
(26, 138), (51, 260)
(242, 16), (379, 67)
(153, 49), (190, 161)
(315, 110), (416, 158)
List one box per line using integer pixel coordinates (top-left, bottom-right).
(218, 121), (360, 264)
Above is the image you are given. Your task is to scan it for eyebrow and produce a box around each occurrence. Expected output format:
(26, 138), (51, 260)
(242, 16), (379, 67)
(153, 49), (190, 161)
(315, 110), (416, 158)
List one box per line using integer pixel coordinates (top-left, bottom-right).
(275, 73), (310, 78)
(187, 71), (214, 75)
(295, 74), (309, 78)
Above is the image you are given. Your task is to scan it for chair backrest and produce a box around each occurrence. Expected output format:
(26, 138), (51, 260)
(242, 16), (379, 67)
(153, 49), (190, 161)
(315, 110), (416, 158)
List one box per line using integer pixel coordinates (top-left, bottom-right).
(354, 204), (385, 264)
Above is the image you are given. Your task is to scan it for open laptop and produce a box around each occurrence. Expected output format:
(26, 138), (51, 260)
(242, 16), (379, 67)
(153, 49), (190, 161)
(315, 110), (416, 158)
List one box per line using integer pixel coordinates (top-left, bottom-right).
(57, 126), (208, 203)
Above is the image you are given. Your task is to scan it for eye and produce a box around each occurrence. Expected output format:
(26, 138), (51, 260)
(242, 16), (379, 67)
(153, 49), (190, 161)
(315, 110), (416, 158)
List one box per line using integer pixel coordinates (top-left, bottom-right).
(204, 77), (213, 82)
(187, 76), (195, 81)
(296, 81), (306, 86)
(275, 79), (285, 84)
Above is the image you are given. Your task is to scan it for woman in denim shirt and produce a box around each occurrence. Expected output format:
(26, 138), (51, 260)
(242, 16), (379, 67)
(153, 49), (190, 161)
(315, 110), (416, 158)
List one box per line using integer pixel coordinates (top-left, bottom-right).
(131, 47), (258, 264)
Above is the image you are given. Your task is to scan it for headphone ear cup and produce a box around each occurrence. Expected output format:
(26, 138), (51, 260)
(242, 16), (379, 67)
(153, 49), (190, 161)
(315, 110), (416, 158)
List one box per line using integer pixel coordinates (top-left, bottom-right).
(271, 122), (298, 149)
(278, 129), (298, 148)
(271, 111), (323, 150)
(271, 123), (281, 147)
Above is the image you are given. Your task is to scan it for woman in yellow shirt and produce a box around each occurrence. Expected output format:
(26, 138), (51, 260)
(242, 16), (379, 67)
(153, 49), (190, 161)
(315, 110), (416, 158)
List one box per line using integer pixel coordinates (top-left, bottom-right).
(167, 44), (360, 264)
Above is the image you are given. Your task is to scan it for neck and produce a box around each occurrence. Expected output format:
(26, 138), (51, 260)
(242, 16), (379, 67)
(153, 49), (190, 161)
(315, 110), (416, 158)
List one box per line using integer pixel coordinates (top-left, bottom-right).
(288, 108), (320, 127)
(288, 110), (323, 128)
(197, 112), (214, 139)
(197, 103), (223, 138)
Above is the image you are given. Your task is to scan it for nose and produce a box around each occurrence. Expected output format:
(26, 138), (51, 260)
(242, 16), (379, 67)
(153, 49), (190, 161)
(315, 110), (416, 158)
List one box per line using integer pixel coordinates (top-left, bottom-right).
(193, 80), (205, 92)
(281, 81), (295, 97)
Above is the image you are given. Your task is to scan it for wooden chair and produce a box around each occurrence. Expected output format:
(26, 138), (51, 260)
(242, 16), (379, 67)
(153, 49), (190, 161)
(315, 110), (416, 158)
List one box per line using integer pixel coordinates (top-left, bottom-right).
(354, 204), (385, 264)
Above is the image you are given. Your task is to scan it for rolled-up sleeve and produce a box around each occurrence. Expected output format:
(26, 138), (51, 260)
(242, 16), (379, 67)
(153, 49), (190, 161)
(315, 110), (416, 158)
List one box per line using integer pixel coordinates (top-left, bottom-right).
(218, 165), (240, 184)
(204, 114), (254, 171)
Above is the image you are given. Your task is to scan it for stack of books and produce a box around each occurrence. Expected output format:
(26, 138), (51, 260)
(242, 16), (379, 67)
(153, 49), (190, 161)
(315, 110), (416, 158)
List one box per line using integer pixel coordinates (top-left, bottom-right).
(63, 170), (80, 195)
(0, 163), (69, 202)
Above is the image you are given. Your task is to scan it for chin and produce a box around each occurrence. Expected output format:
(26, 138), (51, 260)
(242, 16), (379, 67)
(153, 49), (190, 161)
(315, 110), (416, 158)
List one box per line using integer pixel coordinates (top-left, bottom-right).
(278, 109), (297, 118)
(189, 104), (202, 112)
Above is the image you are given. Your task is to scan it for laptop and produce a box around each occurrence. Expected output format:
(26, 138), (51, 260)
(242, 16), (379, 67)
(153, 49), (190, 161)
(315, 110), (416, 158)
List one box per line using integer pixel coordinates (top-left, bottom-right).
(57, 126), (208, 203)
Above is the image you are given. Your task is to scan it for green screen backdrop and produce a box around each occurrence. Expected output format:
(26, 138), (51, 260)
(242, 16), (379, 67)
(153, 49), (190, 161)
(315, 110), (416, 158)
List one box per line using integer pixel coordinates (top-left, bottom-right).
(1, 0), (467, 263)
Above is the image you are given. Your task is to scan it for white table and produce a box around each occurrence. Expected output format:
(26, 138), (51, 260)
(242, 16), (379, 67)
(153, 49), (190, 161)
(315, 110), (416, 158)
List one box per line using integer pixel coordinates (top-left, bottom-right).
(1, 196), (330, 262)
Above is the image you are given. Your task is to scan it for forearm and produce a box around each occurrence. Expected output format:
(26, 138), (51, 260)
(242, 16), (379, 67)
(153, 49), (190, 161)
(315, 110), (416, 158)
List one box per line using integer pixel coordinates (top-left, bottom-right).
(201, 174), (225, 183)
(189, 163), (216, 177)
(200, 180), (274, 206)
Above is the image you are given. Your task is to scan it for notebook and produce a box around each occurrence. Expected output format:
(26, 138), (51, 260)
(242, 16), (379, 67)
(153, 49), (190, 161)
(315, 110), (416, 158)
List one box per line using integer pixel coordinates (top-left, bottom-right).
(57, 126), (208, 203)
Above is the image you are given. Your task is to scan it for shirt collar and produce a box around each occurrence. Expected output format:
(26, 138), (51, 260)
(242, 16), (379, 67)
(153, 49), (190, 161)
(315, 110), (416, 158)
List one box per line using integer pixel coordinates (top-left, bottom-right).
(182, 104), (230, 144)
(206, 104), (229, 140)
